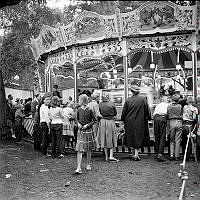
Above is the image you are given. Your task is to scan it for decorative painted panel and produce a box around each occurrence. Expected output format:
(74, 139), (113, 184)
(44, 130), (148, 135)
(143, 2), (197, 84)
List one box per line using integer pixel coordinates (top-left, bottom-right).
(31, 1), (197, 60)
(30, 25), (63, 60)
(122, 1), (196, 36)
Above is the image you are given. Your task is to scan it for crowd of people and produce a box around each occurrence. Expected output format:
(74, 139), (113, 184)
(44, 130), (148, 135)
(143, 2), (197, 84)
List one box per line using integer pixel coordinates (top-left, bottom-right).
(5, 84), (200, 174)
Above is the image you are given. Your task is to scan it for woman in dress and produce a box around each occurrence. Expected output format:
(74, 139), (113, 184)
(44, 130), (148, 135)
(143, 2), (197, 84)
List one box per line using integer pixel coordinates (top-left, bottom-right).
(74, 94), (97, 174)
(88, 92), (101, 142)
(98, 92), (118, 162)
(63, 102), (75, 148)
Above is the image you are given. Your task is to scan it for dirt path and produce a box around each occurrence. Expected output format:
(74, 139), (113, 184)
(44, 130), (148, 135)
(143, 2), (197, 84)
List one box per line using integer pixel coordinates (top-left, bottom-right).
(0, 141), (200, 200)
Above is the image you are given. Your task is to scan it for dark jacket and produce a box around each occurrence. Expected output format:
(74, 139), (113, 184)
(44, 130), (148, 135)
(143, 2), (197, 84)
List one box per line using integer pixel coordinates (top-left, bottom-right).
(121, 94), (151, 149)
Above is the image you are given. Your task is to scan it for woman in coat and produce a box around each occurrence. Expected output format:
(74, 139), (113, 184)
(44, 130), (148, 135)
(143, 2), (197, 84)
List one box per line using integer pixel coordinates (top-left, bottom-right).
(121, 85), (151, 161)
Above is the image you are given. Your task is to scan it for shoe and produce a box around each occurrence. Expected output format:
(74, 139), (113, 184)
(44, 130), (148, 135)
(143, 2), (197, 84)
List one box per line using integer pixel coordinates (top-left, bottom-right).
(132, 156), (140, 161)
(57, 154), (64, 159)
(86, 165), (91, 170)
(174, 157), (180, 161)
(169, 156), (174, 161)
(109, 158), (119, 162)
(73, 169), (82, 175)
(157, 156), (166, 162)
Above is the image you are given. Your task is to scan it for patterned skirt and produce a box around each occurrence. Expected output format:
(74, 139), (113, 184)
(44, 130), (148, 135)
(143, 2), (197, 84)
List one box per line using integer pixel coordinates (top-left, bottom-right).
(97, 119), (117, 148)
(75, 127), (96, 152)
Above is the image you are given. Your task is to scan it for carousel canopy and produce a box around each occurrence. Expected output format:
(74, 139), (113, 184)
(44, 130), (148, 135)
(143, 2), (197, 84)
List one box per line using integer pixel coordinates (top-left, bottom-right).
(31, 1), (199, 61)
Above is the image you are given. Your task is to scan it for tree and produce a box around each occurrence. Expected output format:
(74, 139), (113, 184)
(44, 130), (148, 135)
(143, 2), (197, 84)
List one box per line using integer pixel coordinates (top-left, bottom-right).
(0, 0), (48, 138)
(0, 1), (63, 90)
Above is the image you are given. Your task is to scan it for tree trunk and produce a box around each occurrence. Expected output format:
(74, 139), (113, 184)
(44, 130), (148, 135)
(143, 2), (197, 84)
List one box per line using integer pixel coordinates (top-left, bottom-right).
(0, 69), (7, 139)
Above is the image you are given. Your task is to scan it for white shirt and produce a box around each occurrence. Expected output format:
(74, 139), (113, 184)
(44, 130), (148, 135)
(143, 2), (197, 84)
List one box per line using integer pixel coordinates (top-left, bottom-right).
(49, 107), (64, 124)
(40, 104), (50, 124)
(153, 102), (169, 116)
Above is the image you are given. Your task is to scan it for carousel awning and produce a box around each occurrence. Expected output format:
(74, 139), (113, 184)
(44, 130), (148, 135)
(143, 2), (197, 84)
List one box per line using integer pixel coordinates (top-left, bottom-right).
(129, 48), (193, 70)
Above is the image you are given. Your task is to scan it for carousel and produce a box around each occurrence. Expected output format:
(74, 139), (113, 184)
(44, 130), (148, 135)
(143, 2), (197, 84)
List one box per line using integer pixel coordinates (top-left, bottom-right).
(31, 1), (200, 112)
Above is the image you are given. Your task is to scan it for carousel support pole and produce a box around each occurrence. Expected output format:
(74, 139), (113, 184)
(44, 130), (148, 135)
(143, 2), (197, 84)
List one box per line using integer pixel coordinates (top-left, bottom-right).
(47, 66), (52, 92)
(122, 38), (128, 100)
(192, 1), (198, 100)
(72, 46), (78, 103)
(44, 69), (47, 92)
(192, 29), (198, 100)
(192, 50), (198, 100)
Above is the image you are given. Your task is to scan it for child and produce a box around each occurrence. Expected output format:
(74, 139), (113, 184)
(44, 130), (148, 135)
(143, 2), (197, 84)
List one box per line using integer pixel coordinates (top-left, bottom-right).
(48, 96), (64, 159)
(15, 104), (25, 142)
(74, 94), (97, 174)
(182, 96), (198, 160)
(167, 93), (183, 161)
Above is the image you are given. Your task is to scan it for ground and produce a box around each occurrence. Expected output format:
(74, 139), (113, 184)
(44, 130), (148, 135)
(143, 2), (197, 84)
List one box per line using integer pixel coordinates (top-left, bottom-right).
(0, 140), (200, 200)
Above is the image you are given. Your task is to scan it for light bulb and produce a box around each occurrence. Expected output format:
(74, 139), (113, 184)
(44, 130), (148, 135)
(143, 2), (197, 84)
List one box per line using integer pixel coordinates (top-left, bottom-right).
(113, 69), (117, 74)
(14, 75), (19, 80)
(128, 68), (132, 74)
(176, 64), (181, 70)
(150, 63), (155, 69)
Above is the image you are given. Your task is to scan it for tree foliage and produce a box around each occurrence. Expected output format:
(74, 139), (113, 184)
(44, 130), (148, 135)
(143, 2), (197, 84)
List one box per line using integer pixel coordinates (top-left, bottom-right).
(0, 1), (62, 90)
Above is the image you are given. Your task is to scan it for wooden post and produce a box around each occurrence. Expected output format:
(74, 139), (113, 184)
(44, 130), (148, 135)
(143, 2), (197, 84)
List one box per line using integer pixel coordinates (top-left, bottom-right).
(0, 69), (7, 139)
(122, 38), (128, 100)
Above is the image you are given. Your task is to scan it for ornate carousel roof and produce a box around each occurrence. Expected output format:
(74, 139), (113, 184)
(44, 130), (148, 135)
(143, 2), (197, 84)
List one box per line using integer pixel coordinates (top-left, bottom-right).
(31, 1), (200, 62)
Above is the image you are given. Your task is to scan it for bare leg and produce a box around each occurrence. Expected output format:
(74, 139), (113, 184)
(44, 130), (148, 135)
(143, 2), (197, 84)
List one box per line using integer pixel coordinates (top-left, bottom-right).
(109, 148), (118, 161)
(131, 147), (135, 157)
(76, 151), (82, 172)
(134, 149), (139, 158)
(104, 148), (108, 161)
(86, 150), (91, 167)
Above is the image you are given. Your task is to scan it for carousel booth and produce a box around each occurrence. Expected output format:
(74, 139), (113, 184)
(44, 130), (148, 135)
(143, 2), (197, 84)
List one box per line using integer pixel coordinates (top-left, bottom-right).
(31, 1), (200, 153)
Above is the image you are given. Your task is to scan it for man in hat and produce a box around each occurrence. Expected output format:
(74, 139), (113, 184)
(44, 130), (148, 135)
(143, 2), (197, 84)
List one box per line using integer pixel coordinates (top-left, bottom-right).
(167, 93), (183, 161)
(121, 85), (151, 161)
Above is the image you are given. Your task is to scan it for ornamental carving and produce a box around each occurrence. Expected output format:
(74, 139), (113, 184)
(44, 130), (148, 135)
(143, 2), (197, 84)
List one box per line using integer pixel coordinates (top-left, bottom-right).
(48, 49), (73, 66)
(76, 40), (122, 61)
(127, 34), (192, 53)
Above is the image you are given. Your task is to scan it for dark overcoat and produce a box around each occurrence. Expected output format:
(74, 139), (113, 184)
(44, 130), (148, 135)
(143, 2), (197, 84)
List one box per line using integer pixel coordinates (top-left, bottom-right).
(121, 94), (151, 149)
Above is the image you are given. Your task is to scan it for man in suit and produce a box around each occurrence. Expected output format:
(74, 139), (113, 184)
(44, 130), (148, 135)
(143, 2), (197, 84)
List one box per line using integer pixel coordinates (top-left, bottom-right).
(24, 98), (32, 117)
(31, 94), (42, 150)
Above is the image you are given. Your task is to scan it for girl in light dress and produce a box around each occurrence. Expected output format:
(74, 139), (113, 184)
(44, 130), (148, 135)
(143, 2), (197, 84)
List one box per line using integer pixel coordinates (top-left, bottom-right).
(74, 94), (97, 174)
